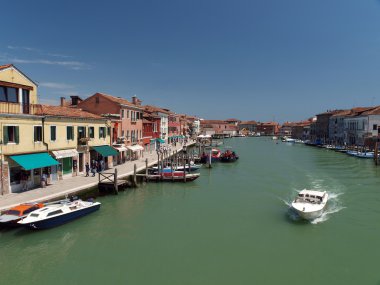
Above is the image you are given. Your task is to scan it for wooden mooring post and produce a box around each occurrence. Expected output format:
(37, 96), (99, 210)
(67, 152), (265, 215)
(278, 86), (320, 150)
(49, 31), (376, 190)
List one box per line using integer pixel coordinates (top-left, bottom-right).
(375, 141), (379, 166)
(132, 163), (138, 187)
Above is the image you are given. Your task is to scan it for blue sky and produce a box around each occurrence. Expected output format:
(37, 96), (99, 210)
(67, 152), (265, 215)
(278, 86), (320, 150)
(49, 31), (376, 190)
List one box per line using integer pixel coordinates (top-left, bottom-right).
(1, 0), (380, 123)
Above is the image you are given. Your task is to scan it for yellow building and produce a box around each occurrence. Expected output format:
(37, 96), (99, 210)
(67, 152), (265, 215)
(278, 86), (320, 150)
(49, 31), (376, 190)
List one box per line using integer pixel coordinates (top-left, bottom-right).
(0, 64), (115, 194)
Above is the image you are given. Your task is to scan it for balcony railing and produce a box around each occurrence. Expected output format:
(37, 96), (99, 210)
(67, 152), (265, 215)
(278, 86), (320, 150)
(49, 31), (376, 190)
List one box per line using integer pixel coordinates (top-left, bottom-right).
(0, 102), (42, 115)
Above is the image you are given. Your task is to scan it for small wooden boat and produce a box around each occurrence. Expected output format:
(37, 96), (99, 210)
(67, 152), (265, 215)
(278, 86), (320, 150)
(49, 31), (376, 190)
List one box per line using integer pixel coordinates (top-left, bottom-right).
(220, 149), (239, 162)
(18, 199), (101, 229)
(200, 148), (221, 163)
(0, 203), (44, 227)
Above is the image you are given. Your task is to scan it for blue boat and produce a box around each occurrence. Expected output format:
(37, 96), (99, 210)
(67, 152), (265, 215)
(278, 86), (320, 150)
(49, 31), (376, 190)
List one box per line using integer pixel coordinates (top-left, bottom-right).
(18, 199), (101, 229)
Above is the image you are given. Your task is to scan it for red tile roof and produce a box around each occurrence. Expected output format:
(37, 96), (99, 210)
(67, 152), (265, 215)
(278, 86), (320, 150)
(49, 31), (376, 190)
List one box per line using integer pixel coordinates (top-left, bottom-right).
(95, 93), (141, 108)
(240, 120), (258, 125)
(0, 64), (12, 70)
(144, 105), (171, 115)
(36, 105), (104, 119)
(361, 105), (380, 116)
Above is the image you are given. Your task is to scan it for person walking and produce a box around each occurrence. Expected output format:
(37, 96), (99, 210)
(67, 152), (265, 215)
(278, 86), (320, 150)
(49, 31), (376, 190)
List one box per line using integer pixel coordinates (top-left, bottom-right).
(85, 162), (90, 177)
(91, 163), (96, 177)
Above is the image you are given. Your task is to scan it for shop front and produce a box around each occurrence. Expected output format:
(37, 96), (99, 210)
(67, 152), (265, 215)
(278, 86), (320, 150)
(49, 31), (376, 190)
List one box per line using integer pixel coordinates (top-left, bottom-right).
(8, 152), (59, 193)
(90, 145), (118, 170)
(51, 149), (79, 179)
(112, 144), (128, 165)
(127, 144), (144, 160)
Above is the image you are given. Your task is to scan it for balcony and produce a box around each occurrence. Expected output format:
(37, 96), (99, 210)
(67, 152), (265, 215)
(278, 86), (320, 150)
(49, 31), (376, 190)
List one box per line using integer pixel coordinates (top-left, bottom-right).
(0, 102), (42, 115)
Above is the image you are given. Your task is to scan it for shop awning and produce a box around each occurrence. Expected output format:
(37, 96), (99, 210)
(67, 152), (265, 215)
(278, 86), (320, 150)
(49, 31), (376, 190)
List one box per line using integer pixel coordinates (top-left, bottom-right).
(91, 145), (118, 157)
(156, 138), (165, 143)
(10, 153), (59, 170)
(113, 145), (128, 152)
(52, 149), (79, 159)
(127, 145), (144, 152)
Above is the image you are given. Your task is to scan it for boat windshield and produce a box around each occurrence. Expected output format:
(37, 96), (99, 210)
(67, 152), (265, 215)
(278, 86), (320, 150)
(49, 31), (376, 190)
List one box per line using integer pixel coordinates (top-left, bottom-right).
(30, 213), (39, 217)
(4, 210), (21, 216)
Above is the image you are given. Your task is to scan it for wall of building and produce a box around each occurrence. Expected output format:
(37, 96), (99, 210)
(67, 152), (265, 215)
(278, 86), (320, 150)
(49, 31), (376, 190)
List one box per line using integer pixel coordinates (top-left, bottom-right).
(0, 67), (38, 104)
(0, 115), (46, 155)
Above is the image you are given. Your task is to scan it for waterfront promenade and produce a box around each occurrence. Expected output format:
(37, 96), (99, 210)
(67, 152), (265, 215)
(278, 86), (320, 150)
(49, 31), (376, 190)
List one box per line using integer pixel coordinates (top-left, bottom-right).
(0, 141), (195, 211)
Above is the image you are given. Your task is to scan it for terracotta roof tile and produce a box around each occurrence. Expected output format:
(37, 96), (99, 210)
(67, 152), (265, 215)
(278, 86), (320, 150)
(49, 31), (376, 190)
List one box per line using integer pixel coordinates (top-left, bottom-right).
(95, 93), (141, 108)
(36, 105), (104, 119)
(0, 64), (12, 70)
(144, 105), (171, 114)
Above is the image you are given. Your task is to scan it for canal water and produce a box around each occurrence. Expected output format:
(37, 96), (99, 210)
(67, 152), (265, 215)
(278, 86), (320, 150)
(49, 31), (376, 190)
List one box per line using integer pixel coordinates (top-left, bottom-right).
(1, 137), (380, 285)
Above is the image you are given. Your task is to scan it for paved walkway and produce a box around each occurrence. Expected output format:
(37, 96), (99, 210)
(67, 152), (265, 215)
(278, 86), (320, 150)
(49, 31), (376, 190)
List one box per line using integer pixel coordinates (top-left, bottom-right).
(0, 142), (195, 211)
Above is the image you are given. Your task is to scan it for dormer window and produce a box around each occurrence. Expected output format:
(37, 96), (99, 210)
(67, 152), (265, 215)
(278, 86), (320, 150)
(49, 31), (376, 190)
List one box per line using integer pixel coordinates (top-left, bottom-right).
(0, 86), (18, 103)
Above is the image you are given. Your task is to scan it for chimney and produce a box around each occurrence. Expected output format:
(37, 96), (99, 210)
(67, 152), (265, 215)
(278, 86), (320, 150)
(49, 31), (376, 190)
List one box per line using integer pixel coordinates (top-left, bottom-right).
(132, 95), (137, 105)
(60, 97), (66, 107)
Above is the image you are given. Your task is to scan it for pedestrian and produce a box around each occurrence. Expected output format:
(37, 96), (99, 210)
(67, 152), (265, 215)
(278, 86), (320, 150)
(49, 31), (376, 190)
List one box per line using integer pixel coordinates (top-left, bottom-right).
(85, 162), (90, 177)
(91, 164), (96, 177)
(21, 172), (28, 191)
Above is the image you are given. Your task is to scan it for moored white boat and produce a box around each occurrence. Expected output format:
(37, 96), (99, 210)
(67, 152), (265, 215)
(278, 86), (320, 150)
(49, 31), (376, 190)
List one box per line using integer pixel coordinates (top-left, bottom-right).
(18, 199), (101, 229)
(291, 190), (328, 220)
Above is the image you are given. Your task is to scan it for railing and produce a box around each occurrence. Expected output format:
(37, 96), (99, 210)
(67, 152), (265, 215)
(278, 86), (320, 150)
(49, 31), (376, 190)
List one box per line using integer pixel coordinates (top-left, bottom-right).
(0, 102), (42, 115)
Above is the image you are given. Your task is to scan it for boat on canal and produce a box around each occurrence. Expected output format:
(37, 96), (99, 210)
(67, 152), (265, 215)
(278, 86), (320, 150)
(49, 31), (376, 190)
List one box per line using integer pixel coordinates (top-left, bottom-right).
(18, 199), (101, 229)
(0, 203), (44, 227)
(200, 148), (221, 163)
(220, 149), (239, 162)
(147, 168), (200, 182)
(291, 190), (328, 220)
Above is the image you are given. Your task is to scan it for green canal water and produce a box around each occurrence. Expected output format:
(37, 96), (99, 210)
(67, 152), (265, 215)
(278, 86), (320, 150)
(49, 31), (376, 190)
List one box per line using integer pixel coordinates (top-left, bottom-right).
(1, 137), (380, 285)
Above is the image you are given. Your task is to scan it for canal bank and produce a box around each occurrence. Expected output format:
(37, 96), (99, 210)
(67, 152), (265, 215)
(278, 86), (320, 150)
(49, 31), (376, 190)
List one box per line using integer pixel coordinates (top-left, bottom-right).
(2, 137), (380, 285)
(0, 141), (195, 211)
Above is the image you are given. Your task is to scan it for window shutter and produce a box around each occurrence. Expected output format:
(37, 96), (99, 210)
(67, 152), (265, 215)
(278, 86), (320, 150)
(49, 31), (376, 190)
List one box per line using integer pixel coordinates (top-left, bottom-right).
(71, 127), (74, 140)
(3, 126), (8, 144)
(15, 126), (19, 144)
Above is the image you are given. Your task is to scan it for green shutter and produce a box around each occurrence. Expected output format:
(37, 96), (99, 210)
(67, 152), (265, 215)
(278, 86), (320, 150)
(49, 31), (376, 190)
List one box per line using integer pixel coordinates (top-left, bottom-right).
(3, 126), (8, 144)
(51, 126), (56, 141)
(15, 126), (19, 144)
(99, 127), (101, 138)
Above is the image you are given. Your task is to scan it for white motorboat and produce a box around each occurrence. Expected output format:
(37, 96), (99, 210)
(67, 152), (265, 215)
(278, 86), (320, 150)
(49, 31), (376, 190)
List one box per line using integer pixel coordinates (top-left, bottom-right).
(291, 190), (328, 220)
(18, 199), (101, 229)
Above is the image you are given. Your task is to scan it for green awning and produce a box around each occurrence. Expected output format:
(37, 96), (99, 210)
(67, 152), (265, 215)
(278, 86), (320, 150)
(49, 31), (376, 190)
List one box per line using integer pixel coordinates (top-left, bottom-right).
(92, 145), (118, 157)
(156, 138), (165, 143)
(10, 153), (59, 170)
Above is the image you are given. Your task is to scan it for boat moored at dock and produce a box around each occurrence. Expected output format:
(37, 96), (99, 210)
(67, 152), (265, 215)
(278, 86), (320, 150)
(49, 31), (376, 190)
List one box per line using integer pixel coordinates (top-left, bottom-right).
(18, 199), (101, 229)
(0, 203), (44, 227)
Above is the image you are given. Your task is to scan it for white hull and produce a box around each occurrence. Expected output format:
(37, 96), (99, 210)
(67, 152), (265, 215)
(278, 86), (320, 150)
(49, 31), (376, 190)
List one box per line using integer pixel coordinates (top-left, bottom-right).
(291, 190), (328, 220)
(292, 207), (325, 220)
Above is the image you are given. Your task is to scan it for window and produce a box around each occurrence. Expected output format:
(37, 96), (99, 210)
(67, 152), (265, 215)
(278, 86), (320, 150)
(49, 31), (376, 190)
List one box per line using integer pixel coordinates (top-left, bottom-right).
(373, 124), (378, 131)
(122, 130), (124, 136)
(34, 126), (42, 142)
(126, 130), (129, 140)
(47, 210), (63, 217)
(121, 110), (125, 118)
(50, 126), (56, 141)
(95, 97), (99, 104)
(67, 126), (74, 140)
(0, 86), (18, 103)
(7, 88), (18, 103)
(78, 126), (86, 139)
(127, 110), (129, 118)
(88, 127), (94, 138)
(99, 127), (106, 138)
(107, 127), (111, 136)
(3, 126), (19, 144)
